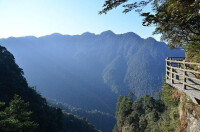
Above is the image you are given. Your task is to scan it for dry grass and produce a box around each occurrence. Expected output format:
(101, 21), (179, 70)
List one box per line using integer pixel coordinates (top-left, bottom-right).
(178, 96), (200, 132)
(194, 106), (200, 117)
(172, 89), (185, 101)
(178, 95), (188, 132)
(193, 104), (200, 117)
(185, 100), (200, 117)
(178, 119), (188, 132)
(170, 89), (188, 132)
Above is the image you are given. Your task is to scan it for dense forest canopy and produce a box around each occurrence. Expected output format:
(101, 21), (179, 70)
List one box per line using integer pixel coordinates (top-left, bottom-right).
(0, 95), (38, 131)
(113, 83), (182, 132)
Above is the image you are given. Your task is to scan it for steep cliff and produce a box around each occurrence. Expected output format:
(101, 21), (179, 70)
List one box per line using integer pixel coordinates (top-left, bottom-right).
(178, 92), (200, 132)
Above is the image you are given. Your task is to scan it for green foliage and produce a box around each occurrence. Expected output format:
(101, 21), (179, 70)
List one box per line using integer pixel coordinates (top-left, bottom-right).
(0, 95), (38, 132)
(161, 82), (179, 107)
(185, 44), (200, 64)
(114, 93), (165, 132)
(0, 46), (63, 131)
(100, 0), (200, 49)
(116, 94), (133, 118)
(113, 83), (180, 132)
(157, 83), (180, 132)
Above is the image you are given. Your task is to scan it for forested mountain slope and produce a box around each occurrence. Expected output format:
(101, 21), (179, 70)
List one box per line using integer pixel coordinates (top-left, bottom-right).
(0, 45), (99, 132)
(0, 31), (185, 113)
(49, 99), (116, 132)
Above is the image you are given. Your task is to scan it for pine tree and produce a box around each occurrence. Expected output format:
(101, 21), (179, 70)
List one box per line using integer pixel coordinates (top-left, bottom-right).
(0, 95), (38, 132)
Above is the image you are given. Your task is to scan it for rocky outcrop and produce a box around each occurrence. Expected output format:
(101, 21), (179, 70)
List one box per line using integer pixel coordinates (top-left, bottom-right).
(187, 111), (200, 132)
(179, 94), (200, 132)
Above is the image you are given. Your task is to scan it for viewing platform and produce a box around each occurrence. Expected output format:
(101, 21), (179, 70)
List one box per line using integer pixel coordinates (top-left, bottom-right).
(166, 57), (200, 104)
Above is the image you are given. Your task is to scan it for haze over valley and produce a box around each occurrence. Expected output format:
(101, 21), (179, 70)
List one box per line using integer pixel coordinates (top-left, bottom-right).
(0, 30), (184, 115)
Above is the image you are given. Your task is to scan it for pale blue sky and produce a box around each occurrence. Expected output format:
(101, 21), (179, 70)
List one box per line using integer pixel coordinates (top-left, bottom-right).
(0, 0), (160, 40)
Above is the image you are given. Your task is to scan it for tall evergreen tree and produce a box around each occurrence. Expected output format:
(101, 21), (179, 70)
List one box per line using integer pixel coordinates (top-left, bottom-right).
(0, 95), (38, 132)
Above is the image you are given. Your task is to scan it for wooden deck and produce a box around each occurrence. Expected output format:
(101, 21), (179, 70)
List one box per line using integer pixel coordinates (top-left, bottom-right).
(166, 57), (200, 104)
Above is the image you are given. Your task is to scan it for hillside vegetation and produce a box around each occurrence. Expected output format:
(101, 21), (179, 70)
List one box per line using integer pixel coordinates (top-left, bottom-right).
(0, 45), (99, 132)
(49, 100), (116, 132)
(113, 82), (181, 132)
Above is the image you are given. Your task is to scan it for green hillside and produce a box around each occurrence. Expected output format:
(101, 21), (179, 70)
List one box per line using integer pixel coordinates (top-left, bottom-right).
(0, 45), (99, 132)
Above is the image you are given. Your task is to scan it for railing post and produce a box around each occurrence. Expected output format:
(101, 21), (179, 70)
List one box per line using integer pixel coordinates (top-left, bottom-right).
(171, 59), (174, 84)
(171, 67), (174, 84)
(166, 59), (168, 80)
(183, 61), (186, 89)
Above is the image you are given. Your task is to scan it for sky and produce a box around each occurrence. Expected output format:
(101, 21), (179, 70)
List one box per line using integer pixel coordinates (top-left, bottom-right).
(0, 0), (161, 40)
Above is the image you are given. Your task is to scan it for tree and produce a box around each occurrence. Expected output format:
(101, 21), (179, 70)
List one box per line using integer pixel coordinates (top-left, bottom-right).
(100, 0), (200, 50)
(114, 93), (166, 132)
(0, 95), (38, 132)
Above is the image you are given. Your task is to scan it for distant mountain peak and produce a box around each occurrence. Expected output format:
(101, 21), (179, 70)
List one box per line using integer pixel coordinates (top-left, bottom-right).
(146, 37), (157, 42)
(123, 32), (141, 39)
(39, 33), (63, 39)
(100, 30), (115, 36)
(82, 32), (95, 36)
(50, 33), (63, 36)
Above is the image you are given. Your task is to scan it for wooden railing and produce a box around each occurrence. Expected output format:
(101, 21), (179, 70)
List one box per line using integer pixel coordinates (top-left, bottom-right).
(166, 57), (200, 90)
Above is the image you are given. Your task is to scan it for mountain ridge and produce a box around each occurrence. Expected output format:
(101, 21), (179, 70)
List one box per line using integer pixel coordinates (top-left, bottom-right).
(1, 31), (159, 42)
(0, 31), (185, 114)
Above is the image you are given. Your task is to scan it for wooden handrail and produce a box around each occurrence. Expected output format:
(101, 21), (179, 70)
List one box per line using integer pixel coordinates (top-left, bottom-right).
(166, 57), (200, 90)
(167, 69), (200, 82)
(168, 77), (200, 90)
(166, 65), (200, 74)
(166, 59), (200, 66)
(167, 57), (186, 59)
